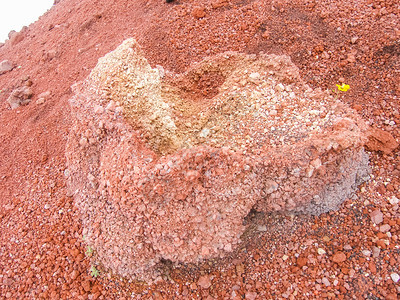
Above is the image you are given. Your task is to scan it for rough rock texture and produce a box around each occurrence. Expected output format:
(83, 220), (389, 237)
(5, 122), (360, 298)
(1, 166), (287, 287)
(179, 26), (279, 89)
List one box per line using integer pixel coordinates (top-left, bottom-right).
(7, 86), (33, 109)
(0, 60), (13, 74)
(66, 38), (369, 280)
(366, 128), (399, 154)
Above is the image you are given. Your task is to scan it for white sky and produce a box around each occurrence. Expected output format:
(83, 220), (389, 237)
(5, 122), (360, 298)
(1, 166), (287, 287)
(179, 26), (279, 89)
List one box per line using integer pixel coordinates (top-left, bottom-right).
(0, 0), (54, 43)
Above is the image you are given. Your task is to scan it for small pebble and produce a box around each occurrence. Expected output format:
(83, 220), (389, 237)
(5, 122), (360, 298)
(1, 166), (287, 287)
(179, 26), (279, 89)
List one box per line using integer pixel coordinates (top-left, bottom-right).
(343, 244), (352, 250)
(372, 246), (380, 258)
(321, 277), (330, 287)
(389, 196), (399, 205)
(380, 224), (391, 233)
(362, 250), (371, 257)
(370, 209), (383, 225)
(317, 248), (326, 255)
(391, 273), (400, 283)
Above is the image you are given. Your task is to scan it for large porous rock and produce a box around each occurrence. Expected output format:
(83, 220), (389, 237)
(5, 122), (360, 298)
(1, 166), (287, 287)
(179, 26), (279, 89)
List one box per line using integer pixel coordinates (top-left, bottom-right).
(66, 38), (370, 280)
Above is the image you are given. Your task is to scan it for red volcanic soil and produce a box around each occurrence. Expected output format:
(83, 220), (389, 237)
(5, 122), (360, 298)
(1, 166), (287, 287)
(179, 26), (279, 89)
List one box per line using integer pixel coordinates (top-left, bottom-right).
(0, 0), (399, 298)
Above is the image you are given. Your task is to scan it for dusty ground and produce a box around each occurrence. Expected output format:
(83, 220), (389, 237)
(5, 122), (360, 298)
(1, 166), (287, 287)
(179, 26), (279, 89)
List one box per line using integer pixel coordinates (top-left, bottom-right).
(0, 0), (399, 299)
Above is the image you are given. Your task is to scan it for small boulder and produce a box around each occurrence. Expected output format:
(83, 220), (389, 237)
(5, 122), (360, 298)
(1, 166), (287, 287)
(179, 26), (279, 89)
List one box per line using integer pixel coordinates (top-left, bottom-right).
(366, 128), (398, 154)
(0, 60), (14, 74)
(7, 86), (33, 109)
(332, 251), (347, 263)
(192, 6), (206, 19)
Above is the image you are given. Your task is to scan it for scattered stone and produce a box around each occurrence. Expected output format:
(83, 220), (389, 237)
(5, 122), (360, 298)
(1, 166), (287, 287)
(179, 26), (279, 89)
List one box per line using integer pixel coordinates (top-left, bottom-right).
(36, 98), (46, 105)
(366, 128), (399, 155)
(70, 270), (80, 280)
(321, 277), (330, 287)
(372, 246), (380, 257)
(332, 252), (346, 263)
(389, 196), (399, 205)
(36, 91), (51, 105)
(362, 249), (371, 257)
(369, 261), (377, 274)
(81, 280), (91, 292)
(0, 60), (14, 74)
(370, 209), (383, 224)
(391, 273), (400, 283)
(350, 36), (359, 44)
(197, 275), (212, 289)
(297, 257), (308, 267)
(245, 291), (258, 300)
(257, 225), (267, 232)
(379, 224), (391, 232)
(44, 49), (58, 61)
(7, 86), (33, 109)
(322, 236), (330, 242)
(192, 6), (206, 19)
(317, 248), (326, 255)
(3, 277), (14, 286)
(343, 244), (352, 250)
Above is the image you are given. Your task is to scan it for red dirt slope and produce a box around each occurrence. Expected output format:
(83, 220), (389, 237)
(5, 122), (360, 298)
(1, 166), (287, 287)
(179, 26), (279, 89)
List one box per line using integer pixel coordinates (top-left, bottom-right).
(0, 0), (399, 298)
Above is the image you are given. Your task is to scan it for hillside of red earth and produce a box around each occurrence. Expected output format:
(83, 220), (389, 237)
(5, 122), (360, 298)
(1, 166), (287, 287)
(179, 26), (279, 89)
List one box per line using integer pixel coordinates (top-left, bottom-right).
(0, 0), (399, 299)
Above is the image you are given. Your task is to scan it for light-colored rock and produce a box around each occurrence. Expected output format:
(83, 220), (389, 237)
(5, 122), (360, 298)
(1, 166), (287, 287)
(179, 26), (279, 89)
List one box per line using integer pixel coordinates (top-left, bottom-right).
(372, 246), (380, 258)
(391, 273), (399, 283)
(379, 224), (391, 233)
(66, 38), (370, 280)
(389, 196), (399, 205)
(36, 98), (46, 105)
(362, 249), (371, 257)
(0, 60), (14, 74)
(321, 277), (330, 287)
(370, 209), (383, 225)
(245, 292), (258, 300)
(36, 91), (51, 105)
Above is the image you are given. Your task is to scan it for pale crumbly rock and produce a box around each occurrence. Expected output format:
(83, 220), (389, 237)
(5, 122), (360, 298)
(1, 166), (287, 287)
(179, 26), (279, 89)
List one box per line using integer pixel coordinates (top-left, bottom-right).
(66, 38), (370, 280)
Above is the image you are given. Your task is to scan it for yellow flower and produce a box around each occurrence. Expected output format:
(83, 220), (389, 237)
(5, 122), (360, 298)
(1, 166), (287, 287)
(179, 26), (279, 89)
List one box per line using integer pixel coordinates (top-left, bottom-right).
(336, 83), (350, 92)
